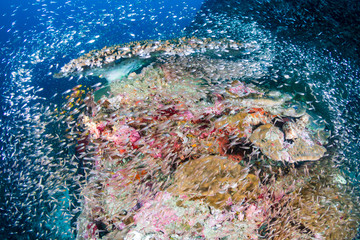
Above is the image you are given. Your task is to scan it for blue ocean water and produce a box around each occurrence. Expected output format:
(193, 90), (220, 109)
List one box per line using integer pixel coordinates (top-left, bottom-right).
(0, 0), (360, 239)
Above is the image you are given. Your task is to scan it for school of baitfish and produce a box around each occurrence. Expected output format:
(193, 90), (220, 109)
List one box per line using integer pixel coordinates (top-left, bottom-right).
(2, 35), (359, 239)
(51, 37), (360, 239)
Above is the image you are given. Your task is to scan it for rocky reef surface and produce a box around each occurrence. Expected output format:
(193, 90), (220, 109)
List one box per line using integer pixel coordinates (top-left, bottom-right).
(59, 38), (360, 240)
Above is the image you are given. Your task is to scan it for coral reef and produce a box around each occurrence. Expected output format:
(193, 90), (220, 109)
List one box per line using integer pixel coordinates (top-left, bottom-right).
(57, 37), (360, 240)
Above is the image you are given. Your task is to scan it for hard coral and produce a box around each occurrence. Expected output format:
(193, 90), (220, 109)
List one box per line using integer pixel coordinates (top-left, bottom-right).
(250, 123), (326, 163)
(168, 156), (260, 209)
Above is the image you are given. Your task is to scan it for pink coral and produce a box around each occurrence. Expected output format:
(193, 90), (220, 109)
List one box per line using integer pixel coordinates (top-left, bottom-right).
(228, 81), (262, 97)
(133, 192), (180, 234)
(96, 121), (107, 132)
(87, 121), (101, 138)
(245, 204), (267, 224)
(106, 125), (140, 146)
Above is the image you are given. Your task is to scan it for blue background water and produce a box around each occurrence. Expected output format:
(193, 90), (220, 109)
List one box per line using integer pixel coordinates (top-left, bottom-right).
(1, 0), (360, 239)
